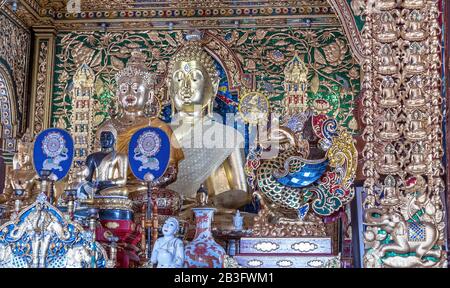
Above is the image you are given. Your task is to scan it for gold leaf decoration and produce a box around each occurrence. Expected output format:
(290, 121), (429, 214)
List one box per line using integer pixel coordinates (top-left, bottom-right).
(311, 73), (320, 94)
(165, 34), (177, 47)
(348, 117), (358, 131)
(255, 30), (268, 40)
(148, 32), (161, 42)
(314, 48), (327, 65)
(95, 78), (104, 95)
(90, 52), (102, 68)
(237, 32), (249, 46)
(110, 56), (124, 71)
(93, 114), (105, 127)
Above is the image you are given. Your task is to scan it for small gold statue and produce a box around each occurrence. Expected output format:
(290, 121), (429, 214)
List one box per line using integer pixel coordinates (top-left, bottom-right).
(404, 42), (426, 75)
(406, 143), (428, 174)
(379, 76), (399, 108)
(405, 110), (427, 141)
(402, 10), (427, 42)
(378, 143), (400, 174)
(97, 50), (184, 198)
(380, 175), (400, 206)
(0, 132), (39, 211)
(84, 131), (128, 197)
(165, 37), (248, 206)
(377, 45), (398, 75)
(378, 110), (400, 141)
(405, 76), (426, 108)
(375, 12), (398, 43)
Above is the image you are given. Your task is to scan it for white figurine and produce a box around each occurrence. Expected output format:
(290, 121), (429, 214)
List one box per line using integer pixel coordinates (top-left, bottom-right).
(233, 210), (244, 231)
(150, 217), (184, 268)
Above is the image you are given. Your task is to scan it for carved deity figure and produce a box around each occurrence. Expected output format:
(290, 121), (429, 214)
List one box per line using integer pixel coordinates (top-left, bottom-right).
(97, 50), (184, 197)
(407, 143), (427, 174)
(405, 110), (427, 141)
(0, 132), (39, 211)
(406, 75), (426, 108)
(165, 37), (248, 208)
(378, 110), (400, 141)
(402, 10), (427, 41)
(376, 12), (398, 43)
(379, 76), (399, 107)
(150, 217), (184, 268)
(377, 45), (398, 75)
(405, 42), (426, 75)
(378, 143), (400, 174)
(380, 175), (400, 206)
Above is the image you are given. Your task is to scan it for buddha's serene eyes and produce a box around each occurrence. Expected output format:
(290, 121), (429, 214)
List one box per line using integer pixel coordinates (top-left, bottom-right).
(131, 83), (139, 93)
(174, 71), (183, 82)
(119, 83), (128, 93)
(191, 70), (203, 82)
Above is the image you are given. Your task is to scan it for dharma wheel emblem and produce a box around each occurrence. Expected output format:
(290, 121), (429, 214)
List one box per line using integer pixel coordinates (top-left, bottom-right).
(42, 132), (66, 157)
(238, 91), (270, 125)
(137, 131), (162, 157)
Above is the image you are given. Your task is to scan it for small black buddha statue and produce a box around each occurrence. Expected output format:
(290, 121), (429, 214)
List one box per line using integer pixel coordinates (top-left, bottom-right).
(85, 131), (128, 194)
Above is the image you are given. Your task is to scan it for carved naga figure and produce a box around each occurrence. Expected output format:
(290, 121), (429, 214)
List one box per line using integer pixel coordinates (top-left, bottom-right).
(246, 110), (358, 222)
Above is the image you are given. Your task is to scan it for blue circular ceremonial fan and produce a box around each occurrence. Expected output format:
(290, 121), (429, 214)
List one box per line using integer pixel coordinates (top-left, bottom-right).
(128, 127), (171, 182)
(32, 128), (74, 181)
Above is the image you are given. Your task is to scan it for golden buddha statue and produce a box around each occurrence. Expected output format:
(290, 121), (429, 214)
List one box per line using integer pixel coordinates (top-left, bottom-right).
(165, 37), (248, 209)
(405, 76), (426, 108)
(406, 143), (428, 174)
(378, 110), (400, 141)
(379, 76), (399, 108)
(405, 42), (425, 75)
(377, 45), (398, 75)
(0, 132), (39, 211)
(96, 50), (184, 199)
(405, 110), (427, 141)
(378, 143), (400, 174)
(380, 175), (399, 206)
(402, 10), (427, 42)
(375, 12), (398, 43)
(402, 0), (425, 9)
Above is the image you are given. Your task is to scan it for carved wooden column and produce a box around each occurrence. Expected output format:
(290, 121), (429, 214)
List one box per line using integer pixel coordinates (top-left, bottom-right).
(444, 0), (450, 260)
(29, 26), (56, 136)
(362, 0), (447, 268)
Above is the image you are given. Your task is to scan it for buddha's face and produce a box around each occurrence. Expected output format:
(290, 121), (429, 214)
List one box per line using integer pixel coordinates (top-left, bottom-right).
(100, 131), (115, 150)
(16, 143), (29, 167)
(169, 60), (219, 114)
(116, 74), (151, 114)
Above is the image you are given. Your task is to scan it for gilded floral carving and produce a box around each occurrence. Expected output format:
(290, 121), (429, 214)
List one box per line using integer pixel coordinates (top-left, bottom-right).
(0, 12), (30, 133)
(34, 40), (49, 135)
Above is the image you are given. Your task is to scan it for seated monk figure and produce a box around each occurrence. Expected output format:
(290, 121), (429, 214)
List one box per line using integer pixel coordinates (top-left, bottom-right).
(96, 50), (184, 198)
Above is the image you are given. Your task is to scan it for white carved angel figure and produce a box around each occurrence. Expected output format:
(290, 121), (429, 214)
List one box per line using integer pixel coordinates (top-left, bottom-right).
(150, 217), (184, 268)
